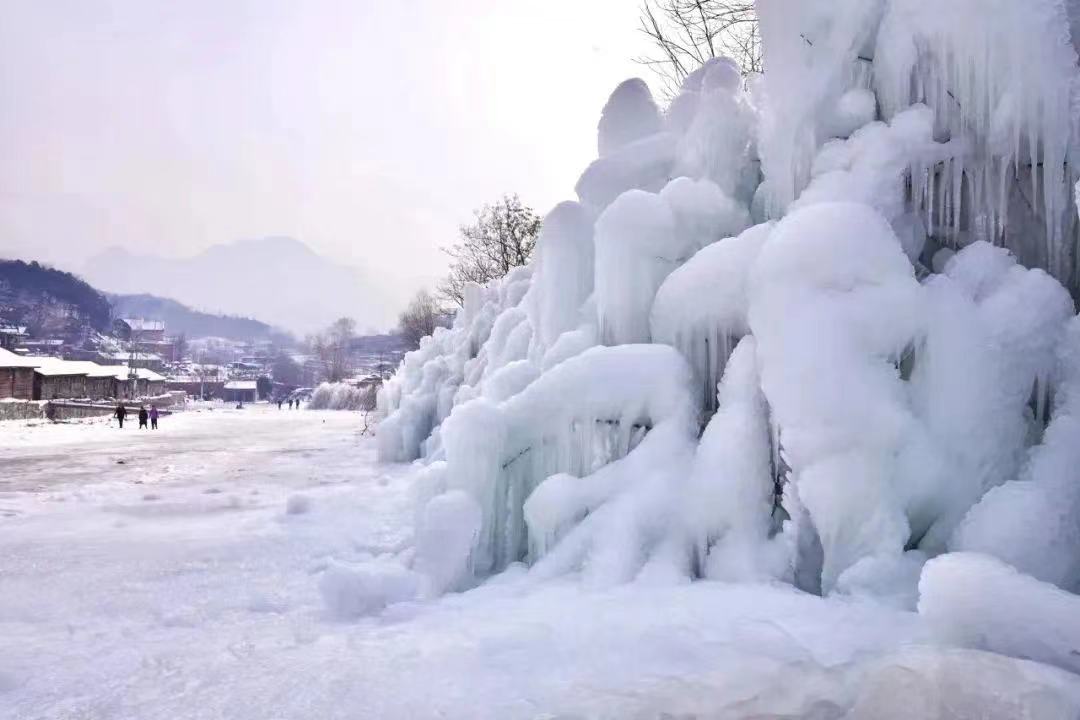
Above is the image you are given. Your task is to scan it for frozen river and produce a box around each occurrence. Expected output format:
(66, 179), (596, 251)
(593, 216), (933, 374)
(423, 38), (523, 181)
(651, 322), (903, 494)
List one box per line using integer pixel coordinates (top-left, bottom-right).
(2, 405), (1078, 719)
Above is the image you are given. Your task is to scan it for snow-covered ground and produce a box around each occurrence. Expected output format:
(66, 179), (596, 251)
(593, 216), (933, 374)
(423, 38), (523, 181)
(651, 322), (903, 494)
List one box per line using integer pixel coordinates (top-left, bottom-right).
(2, 405), (1078, 719)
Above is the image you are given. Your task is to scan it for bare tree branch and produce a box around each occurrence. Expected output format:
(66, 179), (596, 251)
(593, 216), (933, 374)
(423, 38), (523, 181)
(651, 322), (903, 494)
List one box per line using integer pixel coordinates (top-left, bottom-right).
(436, 194), (541, 308)
(637, 0), (761, 100)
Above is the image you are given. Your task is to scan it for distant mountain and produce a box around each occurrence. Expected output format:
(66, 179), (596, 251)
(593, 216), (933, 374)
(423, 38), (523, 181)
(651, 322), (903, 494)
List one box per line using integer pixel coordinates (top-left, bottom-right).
(82, 237), (394, 335)
(109, 293), (292, 344)
(0, 259), (111, 337)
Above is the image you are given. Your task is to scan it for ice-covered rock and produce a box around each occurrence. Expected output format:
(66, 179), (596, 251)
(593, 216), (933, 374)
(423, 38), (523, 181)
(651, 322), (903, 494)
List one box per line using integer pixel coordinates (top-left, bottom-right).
(919, 552), (1080, 675)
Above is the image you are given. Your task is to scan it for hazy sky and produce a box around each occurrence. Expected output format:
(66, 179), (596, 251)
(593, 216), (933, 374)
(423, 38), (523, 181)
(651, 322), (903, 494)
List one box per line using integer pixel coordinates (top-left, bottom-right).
(0, 0), (653, 298)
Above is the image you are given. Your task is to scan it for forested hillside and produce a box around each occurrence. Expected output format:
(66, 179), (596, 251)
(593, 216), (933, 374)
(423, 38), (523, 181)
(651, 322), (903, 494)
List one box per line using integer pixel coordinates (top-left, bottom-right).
(0, 259), (111, 336)
(110, 293), (291, 343)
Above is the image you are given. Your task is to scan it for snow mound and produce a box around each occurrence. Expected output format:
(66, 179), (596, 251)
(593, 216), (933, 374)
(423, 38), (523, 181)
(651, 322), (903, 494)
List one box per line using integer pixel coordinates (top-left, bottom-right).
(919, 553), (1080, 675)
(319, 561), (421, 620)
(284, 494), (311, 515)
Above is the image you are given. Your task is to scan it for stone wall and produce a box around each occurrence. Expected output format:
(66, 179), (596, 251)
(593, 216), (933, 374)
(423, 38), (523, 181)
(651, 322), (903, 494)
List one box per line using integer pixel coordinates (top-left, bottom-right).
(0, 399), (45, 421)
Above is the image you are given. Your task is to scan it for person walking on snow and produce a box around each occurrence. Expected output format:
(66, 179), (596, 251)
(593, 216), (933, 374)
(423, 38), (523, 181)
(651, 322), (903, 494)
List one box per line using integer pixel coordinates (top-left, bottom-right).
(149, 405), (159, 430)
(114, 403), (127, 429)
(138, 405), (149, 429)
(288, 398), (294, 410)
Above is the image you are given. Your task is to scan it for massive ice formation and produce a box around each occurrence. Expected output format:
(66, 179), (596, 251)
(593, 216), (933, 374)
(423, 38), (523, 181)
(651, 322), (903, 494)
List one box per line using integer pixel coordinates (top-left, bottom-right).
(374, 0), (1080, 657)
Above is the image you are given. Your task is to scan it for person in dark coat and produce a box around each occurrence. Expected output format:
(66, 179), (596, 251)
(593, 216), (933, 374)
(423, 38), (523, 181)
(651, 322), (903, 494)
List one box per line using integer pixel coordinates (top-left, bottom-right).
(149, 405), (159, 430)
(138, 405), (149, 429)
(115, 403), (127, 429)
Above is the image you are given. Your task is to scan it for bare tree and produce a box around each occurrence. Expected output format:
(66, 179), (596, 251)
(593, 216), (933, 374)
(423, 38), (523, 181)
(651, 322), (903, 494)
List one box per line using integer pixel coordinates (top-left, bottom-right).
(398, 289), (445, 350)
(271, 352), (302, 387)
(173, 332), (187, 362)
(311, 317), (356, 383)
(638, 0), (761, 98)
(437, 194), (541, 307)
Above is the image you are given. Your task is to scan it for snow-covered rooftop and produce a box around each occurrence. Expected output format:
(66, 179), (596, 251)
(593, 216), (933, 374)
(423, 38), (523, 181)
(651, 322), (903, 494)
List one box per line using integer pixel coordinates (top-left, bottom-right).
(0, 348), (40, 368)
(24, 356), (90, 377)
(93, 365), (166, 383)
(59, 361), (122, 378)
(224, 380), (257, 391)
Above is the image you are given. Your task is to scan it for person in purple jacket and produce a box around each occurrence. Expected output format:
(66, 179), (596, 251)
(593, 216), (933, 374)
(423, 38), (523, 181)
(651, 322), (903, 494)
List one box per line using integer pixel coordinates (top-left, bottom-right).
(149, 405), (160, 430)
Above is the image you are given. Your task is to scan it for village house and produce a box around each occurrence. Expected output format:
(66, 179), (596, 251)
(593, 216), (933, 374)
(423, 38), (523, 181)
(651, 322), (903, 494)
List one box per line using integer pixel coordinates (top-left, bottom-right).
(28, 357), (89, 401)
(222, 380), (258, 404)
(165, 377), (225, 400)
(113, 318), (165, 343)
(19, 338), (64, 355)
(0, 347), (167, 402)
(61, 361), (121, 399)
(135, 367), (168, 397)
(0, 347), (39, 399)
(0, 324), (28, 351)
(96, 351), (166, 372)
(102, 366), (167, 399)
(113, 318), (176, 362)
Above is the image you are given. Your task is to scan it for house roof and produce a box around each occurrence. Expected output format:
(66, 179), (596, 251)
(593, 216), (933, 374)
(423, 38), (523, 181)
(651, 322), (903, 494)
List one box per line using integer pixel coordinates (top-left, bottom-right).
(96, 365), (166, 383)
(224, 380), (258, 391)
(134, 367), (166, 382)
(24, 356), (89, 377)
(0, 348), (40, 368)
(60, 361), (123, 378)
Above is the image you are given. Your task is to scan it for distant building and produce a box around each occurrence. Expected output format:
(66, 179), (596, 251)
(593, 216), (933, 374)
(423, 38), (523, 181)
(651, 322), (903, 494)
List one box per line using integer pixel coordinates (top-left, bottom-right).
(0, 348), (39, 399)
(113, 318), (166, 343)
(97, 350), (165, 372)
(113, 318), (176, 362)
(18, 338), (64, 355)
(98, 365), (167, 400)
(222, 380), (258, 404)
(166, 379), (225, 399)
(226, 361), (262, 377)
(0, 325), (28, 351)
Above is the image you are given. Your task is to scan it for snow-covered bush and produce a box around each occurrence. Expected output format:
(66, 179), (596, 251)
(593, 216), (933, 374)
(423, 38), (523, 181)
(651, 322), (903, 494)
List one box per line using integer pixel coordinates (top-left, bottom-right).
(308, 382), (374, 411)
(371, 0), (1080, 667)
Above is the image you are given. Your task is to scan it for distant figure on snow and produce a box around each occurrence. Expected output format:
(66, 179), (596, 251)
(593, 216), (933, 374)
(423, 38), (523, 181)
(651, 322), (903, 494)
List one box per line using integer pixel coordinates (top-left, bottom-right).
(138, 405), (149, 429)
(150, 405), (159, 430)
(115, 403), (127, 429)
(277, 399), (283, 410)
(288, 399), (294, 410)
